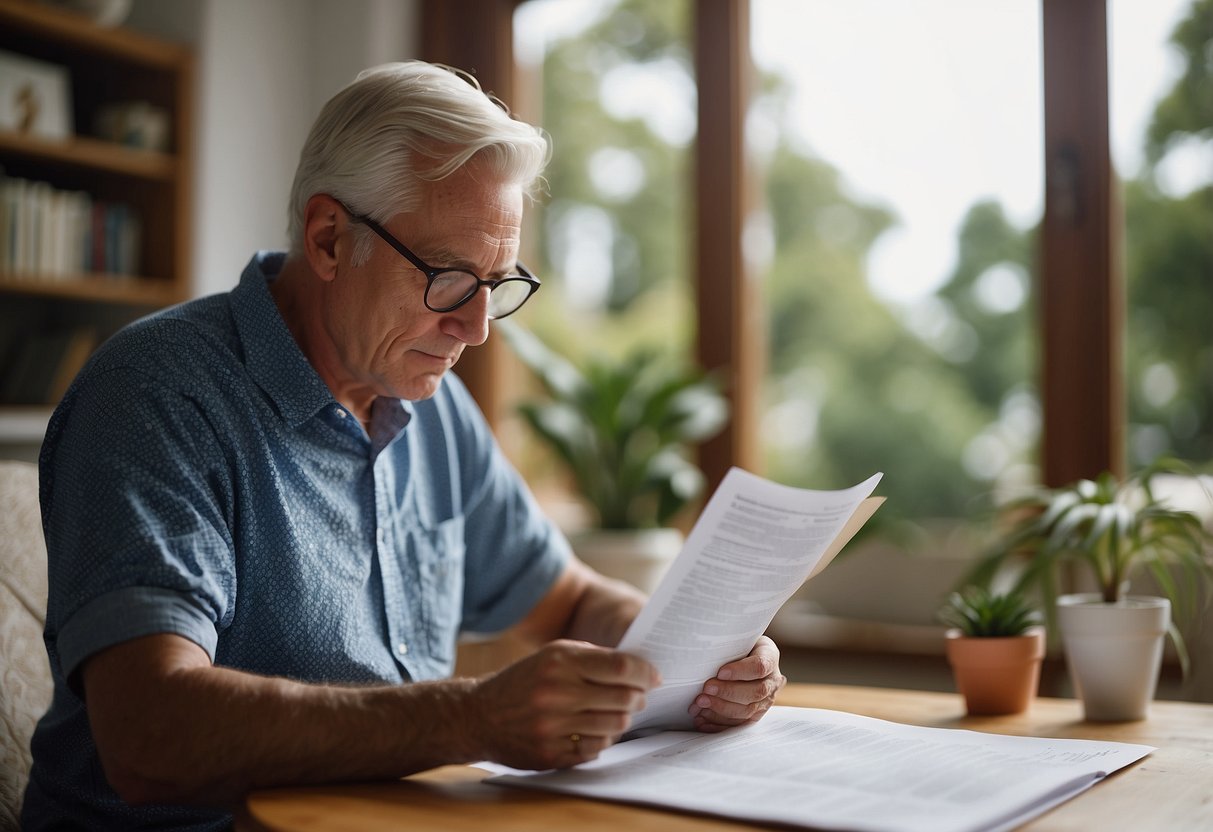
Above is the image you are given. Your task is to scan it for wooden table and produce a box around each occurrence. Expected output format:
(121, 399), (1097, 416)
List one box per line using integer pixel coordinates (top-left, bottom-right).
(239, 684), (1213, 831)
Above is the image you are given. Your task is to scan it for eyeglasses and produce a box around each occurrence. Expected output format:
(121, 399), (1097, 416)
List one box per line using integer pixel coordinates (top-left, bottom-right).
(338, 201), (540, 320)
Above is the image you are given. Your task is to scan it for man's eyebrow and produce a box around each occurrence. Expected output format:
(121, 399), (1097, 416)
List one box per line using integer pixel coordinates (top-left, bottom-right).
(423, 246), (470, 266)
(422, 246), (518, 277)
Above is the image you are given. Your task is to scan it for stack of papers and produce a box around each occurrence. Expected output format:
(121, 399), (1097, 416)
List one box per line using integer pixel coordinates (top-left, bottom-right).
(486, 706), (1152, 832)
(485, 469), (1153, 831)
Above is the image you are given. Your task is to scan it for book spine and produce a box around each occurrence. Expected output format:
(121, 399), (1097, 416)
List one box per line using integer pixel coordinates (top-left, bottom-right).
(0, 178), (140, 280)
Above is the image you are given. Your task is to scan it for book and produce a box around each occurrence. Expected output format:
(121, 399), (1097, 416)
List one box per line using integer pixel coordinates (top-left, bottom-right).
(0, 176), (98, 279)
(483, 470), (1154, 832)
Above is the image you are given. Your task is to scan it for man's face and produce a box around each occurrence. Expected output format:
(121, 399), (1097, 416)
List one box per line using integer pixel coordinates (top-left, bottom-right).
(326, 168), (524, 402)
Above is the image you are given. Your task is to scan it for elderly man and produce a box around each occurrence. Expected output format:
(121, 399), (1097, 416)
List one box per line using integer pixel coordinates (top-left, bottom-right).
(22, 62), (784, 831)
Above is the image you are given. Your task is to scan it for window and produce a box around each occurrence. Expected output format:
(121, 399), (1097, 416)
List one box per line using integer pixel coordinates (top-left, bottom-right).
(505, 0), (698, 516)
(424, 0), (1212, 693)
(1112, 0), (1213, 467)
(512, 0), (695, 363)
(424, 2), (1163, 494)
(750, 0), (1042, 536)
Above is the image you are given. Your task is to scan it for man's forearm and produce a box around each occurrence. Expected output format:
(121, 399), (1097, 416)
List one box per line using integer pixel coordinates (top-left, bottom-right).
(85, 636), (485, 807)
(513, 558), (647, 648)
(561, 571), (647, 647)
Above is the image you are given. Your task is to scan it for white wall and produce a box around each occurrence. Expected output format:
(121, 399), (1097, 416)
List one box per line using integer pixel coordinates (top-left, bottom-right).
(129, 0), (420, 298)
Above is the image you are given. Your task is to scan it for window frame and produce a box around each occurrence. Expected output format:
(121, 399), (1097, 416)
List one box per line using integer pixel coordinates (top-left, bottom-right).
(422, 0), (1121, 490)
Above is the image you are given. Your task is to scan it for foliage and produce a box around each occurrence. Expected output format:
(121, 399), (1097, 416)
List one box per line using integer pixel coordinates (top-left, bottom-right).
(521, 0), (1211, 536)
(531, 0), (691, 315)
(966, 457), (1213, 666)
(1125, 0), (1212, 466)
(499, 320), (727, 530)
(938, 586), (1039, 638)
(756, 84), (1024, 524)
(1143, 0), (1213, 164)
(1124, 180), (1213, 465)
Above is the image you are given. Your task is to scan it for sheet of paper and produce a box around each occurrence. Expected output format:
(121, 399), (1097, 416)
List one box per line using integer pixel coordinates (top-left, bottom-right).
(617, 468), (883, 734)
(487, 706), (1155, 832)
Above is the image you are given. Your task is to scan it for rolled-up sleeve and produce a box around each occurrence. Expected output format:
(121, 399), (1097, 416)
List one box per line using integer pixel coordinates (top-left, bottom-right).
(41, 365), (236, 681)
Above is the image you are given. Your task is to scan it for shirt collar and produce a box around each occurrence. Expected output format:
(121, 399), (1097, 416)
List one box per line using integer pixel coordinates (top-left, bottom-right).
(231, 251), (336, 429)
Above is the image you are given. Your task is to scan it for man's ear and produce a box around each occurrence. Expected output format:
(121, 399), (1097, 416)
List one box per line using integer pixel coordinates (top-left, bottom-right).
(301, 194), (347, 282)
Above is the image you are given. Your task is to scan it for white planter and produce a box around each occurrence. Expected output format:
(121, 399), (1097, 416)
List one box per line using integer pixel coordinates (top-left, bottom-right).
(569, 528), (683, 595)
(1057, 593), (1170, 721)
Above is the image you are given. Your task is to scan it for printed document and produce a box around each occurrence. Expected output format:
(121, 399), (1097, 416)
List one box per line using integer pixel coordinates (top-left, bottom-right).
(617, 467), (884, 734)
(483, 469), (1153, 831)
(486, 706), (1153, 832)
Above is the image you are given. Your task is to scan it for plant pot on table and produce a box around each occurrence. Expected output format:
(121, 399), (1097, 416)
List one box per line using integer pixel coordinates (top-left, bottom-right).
(1057, 593), (1170, 722)
(945, 626), (1045, 716)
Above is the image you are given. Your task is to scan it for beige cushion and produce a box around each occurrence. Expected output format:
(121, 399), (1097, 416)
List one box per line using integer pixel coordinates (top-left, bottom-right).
(0, 460), (51, 830)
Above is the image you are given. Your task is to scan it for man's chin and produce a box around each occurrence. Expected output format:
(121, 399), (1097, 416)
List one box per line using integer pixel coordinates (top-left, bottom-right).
(393, 371), (448, 402)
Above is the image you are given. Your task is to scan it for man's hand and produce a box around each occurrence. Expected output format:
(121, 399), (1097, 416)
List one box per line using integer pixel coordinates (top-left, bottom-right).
(469, 640), (660, 770)
(687, 635), (786, 733)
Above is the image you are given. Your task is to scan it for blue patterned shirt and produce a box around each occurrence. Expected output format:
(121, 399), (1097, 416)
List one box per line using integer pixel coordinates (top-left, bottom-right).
(22, 251), (570, 831)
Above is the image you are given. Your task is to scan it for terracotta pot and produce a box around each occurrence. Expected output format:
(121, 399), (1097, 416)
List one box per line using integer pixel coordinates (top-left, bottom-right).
(945, 626), (1045, 716)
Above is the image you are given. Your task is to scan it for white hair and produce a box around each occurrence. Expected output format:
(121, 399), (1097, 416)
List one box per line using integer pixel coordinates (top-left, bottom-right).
(287, 61), (551, 263)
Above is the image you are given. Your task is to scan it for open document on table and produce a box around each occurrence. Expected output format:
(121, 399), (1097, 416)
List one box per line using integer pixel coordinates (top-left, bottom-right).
(485, 706), (1154, 832)
(617, 466), (885, 735)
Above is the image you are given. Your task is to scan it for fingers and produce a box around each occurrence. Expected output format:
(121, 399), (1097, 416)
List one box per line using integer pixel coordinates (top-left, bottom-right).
(525, 642), (658, 713)
(715, 635), (780, 682)
(566, 641), (662, 690)
(474, 641), (658, 771)
(552, 723), (629, 767)
(690, 637), (786, 731)
(689, 674), (785, 724)
(548, 717), (625, 771)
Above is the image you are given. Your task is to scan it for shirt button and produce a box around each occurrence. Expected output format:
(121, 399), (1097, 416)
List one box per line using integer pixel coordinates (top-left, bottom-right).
(335, 408), (347, 419)
(396, 642), (408, 656)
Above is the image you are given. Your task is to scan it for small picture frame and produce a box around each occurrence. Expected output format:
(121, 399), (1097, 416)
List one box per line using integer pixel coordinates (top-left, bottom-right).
(0, 49), (74, 140)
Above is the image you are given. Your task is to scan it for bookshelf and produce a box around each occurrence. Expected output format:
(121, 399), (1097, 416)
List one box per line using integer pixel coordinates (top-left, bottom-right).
(0, 0), (193, 438)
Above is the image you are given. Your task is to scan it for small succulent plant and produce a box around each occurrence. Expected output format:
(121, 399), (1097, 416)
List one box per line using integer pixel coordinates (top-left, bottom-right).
(938, 586), (1039, 638)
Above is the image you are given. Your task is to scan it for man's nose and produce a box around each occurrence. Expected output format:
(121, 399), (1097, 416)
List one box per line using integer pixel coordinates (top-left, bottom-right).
(440, 287), (491, 346)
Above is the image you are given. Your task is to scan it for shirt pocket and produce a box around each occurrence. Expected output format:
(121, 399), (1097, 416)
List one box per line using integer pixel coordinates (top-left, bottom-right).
(416, 515), (466, 664)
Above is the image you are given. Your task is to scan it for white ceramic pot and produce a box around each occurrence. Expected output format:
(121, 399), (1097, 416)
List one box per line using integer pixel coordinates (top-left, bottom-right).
(1056, 593), (1170, 721)
(569, 528), (683, 595)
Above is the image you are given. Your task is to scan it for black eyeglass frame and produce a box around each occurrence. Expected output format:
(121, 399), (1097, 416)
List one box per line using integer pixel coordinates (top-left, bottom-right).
(337, 200), (540, 319)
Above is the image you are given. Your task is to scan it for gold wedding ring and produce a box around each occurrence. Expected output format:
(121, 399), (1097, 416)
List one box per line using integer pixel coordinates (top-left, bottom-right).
(569, 733), (582, 754)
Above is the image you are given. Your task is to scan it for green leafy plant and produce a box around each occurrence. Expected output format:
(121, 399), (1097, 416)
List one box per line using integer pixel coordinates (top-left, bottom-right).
(938, 586), (1039, 638)
(966, 456), (1213, 663)
(499, 321), (728, 530)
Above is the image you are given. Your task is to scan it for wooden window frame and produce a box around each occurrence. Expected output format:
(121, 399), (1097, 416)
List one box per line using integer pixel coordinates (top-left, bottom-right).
(422, 0), (1120, 490)
(1040, 0), (1122, 486)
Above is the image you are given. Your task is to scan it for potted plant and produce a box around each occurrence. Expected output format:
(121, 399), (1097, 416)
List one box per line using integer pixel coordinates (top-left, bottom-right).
(498, 321), (728, 593)
(967, 457), (1213, 721)
(939, 586), (1044, 716)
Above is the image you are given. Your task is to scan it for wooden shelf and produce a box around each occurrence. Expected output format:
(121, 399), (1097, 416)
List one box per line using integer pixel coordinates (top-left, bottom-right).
(0, 272), (180, 306)
(0, 0), (189, 68)
(0, 130), (177, 182)
(0, 0), (193, 439)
